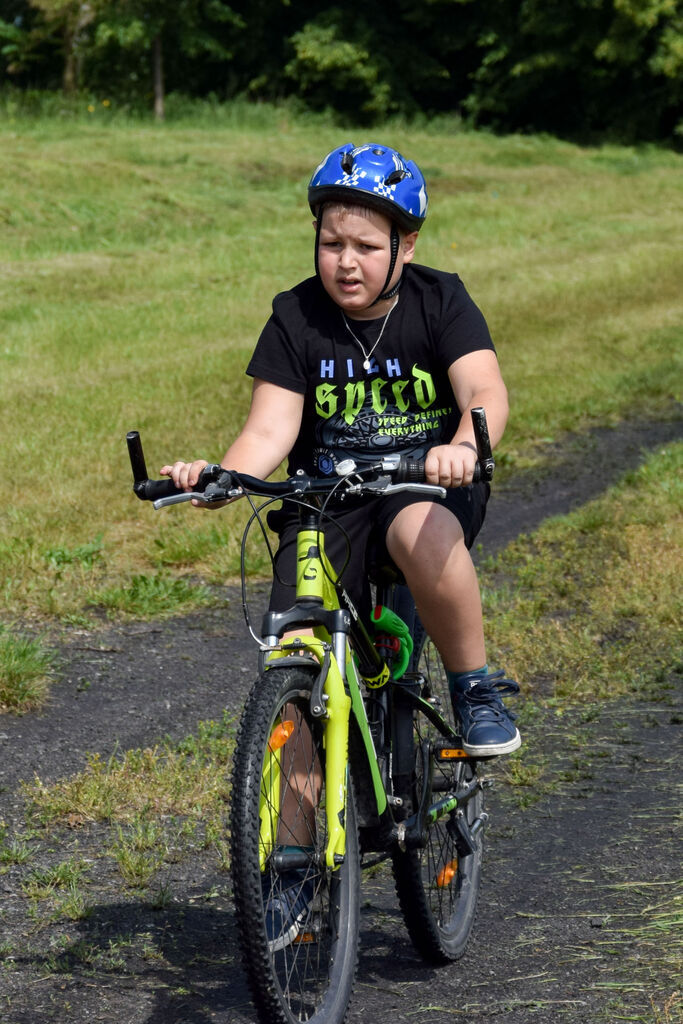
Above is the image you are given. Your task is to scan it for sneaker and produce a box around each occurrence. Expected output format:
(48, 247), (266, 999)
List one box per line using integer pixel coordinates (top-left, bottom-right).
(451, 670), (521, 757)
(262, 867), (315, 952)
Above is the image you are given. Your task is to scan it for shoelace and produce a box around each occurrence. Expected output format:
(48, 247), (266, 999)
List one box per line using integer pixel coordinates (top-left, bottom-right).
(461, 671), (520, 720)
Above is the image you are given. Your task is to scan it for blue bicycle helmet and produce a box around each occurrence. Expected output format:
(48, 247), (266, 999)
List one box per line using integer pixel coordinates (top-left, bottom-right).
(308, 143), (429, 305)
(308, 142), (428, 233)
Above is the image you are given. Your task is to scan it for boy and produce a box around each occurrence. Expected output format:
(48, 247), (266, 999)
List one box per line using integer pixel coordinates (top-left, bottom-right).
(162, 141), (520, 758)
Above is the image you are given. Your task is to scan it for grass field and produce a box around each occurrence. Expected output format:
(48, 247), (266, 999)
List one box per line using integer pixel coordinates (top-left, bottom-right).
(0, 105), (681, 628)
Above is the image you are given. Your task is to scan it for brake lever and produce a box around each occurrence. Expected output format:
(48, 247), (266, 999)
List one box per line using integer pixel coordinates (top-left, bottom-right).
(384, 483), (447, 498)
(153, 486), (243, 511)
(360, 478), (447, 499)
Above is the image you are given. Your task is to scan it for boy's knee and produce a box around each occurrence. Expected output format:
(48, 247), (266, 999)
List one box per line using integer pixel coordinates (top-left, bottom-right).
(387, 503), (466, 565)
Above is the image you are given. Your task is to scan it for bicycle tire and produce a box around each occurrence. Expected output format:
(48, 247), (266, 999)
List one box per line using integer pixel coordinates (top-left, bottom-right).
(230, 664), (360, 1024)
(391, 624), (484, 964)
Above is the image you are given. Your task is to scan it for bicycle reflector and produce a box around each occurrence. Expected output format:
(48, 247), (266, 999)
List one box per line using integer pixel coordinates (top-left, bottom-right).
(436, 747), (468, 760)
(268, 721), (295, 752)
(436, 859), (458, 888)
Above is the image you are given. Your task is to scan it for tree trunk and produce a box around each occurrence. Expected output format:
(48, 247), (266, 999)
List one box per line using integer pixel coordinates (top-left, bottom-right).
(62, 26), (76, 94)
(153, 34), (165, 121)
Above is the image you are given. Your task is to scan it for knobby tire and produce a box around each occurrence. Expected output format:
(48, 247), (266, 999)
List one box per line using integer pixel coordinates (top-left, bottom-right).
(391, 607), (483, 964)
(230, 664), (360, 1024)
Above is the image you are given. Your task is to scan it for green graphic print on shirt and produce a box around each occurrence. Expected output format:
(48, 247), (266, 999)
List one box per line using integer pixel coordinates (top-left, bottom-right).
(311, 352), (456, 473)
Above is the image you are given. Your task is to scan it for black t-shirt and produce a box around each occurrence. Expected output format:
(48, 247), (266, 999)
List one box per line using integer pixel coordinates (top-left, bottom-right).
(246, 264), (495, 476)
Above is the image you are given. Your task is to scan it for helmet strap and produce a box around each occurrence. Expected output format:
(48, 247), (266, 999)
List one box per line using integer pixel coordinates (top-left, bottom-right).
(371, 224), (401, 305)
(314, 210), (323, 280)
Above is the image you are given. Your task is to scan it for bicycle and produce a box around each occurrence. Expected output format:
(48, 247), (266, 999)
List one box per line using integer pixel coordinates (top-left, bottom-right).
(126, 407), (497, 1024)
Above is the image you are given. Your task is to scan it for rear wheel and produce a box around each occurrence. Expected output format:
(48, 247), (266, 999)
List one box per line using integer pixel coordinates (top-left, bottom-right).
(391, 603), (484, 964)
(230, 665), (360, 1023)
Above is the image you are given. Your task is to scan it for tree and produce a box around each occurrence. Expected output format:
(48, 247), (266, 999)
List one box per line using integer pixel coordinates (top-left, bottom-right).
(91, 0), (241, 117)
(25, 0), (95, 92)
(464, 0), (683, 140)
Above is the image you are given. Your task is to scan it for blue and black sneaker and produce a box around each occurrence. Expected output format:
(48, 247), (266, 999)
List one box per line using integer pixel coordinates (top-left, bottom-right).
(262, 864), (315, 952)
(450, 670), (521, 758)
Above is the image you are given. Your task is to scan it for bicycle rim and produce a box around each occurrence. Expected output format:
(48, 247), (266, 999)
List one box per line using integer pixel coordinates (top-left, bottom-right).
(392, 635), (483, 964)
(230, 665), (360, 1024)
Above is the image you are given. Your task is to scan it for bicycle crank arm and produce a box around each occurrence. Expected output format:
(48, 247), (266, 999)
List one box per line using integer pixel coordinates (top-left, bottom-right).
(395, 792), (458, 850)
(448, 809), (490, 858)
(394, 775), (491, 850)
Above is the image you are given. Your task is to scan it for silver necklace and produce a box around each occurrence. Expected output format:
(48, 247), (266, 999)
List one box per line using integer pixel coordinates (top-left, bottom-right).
(341, 297), (398, 370)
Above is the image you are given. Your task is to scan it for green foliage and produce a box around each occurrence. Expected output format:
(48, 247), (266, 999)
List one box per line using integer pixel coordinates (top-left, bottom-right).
(87, 0), (242, 84)
(2, 0), (681, 139)
(285, 9), (398, 121)
(465, 0), (683, 140)
(22, 857), (87, 900)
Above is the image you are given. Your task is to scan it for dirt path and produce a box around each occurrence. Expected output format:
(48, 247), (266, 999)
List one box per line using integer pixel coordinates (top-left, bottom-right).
(0, 417), (680, 1024)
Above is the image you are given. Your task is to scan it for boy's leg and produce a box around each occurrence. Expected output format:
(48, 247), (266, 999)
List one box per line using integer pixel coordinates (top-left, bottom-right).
(385, 501), (520, 756)
(385, 502), (485, 672)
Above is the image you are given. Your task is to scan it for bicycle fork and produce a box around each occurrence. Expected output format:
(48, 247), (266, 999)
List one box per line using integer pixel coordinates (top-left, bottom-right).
(259, 634), (353, 870)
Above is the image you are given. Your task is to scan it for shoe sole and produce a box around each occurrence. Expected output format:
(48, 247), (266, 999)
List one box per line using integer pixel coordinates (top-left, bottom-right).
(461, 729), (522, 758)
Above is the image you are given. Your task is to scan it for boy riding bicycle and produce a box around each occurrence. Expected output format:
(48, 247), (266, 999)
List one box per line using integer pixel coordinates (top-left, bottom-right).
(163, 141), (521, 757)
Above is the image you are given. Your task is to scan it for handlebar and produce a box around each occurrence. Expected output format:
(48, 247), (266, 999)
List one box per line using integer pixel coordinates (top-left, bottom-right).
(126, 407), (495, 509)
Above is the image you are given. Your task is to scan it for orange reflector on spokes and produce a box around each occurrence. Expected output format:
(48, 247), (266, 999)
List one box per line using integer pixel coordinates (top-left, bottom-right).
(294, 931), (315, 944)
(268, 720), (295, 752)
(436, 859), (458, 888)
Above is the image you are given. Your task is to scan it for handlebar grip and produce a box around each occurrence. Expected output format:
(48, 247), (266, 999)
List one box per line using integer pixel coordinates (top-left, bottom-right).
(137, 477), (185, 501)
(127, 431), (226, 502)
(395, 457), (426, 483)
(396, 455), (484, 485)
(127, 430), (182, 501)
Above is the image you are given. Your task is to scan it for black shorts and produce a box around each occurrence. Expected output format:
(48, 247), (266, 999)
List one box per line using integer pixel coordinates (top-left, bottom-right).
(266, 481), (489, 616)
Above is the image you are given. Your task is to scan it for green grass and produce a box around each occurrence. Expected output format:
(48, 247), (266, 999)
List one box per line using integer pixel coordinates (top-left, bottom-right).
(0, 106), (681, 626)
(21, 711), (236, 897)
(27, 711), (236, 827)
(482, 443), (683, 704)
(0, 626), (55, 711)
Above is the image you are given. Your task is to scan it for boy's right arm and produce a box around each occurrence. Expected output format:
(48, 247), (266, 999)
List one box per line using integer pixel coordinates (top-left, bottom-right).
(160, 379), (305, 498)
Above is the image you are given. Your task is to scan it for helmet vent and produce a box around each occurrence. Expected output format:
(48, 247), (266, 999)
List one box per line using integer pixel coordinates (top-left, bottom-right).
(340, 151), (354, 174)
(385, 169), (407, 186)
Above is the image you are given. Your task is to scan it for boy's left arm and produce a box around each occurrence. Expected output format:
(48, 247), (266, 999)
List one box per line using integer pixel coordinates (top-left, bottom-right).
(424, 350), (509, 488)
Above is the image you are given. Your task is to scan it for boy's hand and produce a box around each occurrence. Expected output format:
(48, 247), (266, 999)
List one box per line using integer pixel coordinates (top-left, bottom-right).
(425, 443), (478, 488)
(160, 460), (216, 508)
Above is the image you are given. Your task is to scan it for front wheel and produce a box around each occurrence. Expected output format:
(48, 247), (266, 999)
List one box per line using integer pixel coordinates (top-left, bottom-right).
(230, 664), (360, 1024)
(392, 629), (484, 964)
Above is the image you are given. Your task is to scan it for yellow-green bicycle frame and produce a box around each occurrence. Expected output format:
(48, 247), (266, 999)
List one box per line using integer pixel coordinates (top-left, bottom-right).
(259, 526), (390, 870)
